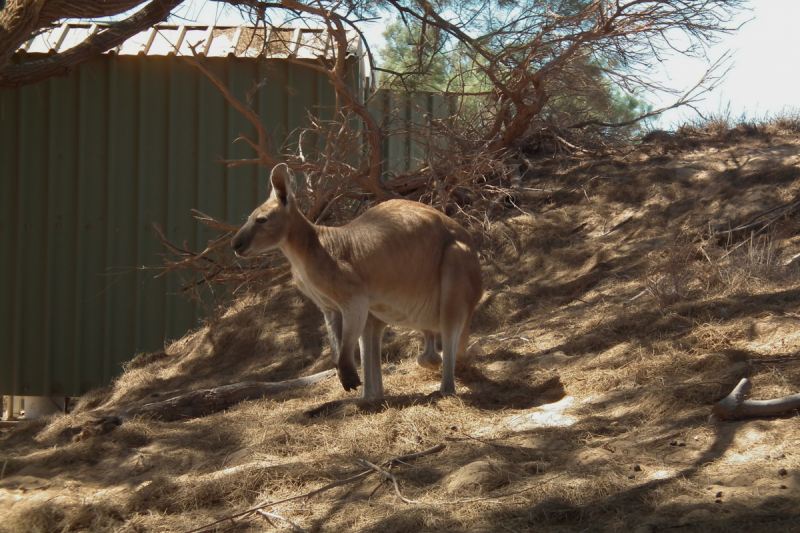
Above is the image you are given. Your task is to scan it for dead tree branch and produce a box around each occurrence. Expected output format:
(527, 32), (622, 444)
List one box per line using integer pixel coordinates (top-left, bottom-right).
(184, 443), (447, 533)
(129, 369), (336, 421)
(139, 0), (745, 306)
(255, 511), (309, 533)
(356, 458), (419, 504)
(280, 0), (394, 201)
(0, 0), (186, 88)
(711, 378), (800, 422)
(147, 209), (287, 302)
(182, 56), (289, 171)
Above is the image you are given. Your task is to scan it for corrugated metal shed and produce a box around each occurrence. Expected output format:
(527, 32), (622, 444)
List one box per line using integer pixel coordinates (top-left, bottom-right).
(1, 25), (363, 398)
(20, 23), (363, 61)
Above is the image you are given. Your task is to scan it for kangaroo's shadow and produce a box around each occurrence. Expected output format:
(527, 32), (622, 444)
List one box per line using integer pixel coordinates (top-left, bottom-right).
(303, 367), (565, 418)
(304, 393), (440, 418)
(459, 371), (566, 411)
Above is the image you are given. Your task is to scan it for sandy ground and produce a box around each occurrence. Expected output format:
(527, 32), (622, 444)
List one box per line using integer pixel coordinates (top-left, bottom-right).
(3, 130), (800, 532)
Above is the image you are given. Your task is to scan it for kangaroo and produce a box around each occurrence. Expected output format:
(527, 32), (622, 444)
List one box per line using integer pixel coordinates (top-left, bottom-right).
(232, 164), (483, 397)
(418, 330), (443, 370)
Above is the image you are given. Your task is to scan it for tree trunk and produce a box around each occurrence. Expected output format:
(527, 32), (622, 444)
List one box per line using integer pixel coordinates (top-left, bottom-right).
(0, 0), (46, 70)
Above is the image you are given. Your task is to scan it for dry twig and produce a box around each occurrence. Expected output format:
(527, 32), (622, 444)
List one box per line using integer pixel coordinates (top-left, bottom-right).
(184, 444), (447, 533)
(256, 510), (309, 533)
(356, 459), (419, 504)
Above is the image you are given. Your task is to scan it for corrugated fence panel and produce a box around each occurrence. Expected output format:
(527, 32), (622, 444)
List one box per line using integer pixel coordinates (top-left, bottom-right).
(257, 60), (286, 198)
(46, 70), (79, 396)
(316, 69), (335, 158)
(368, 90), (456, 178)
(165, 58), (200, 343)
(136, 55), (169, 364)
(0, 54), (438, 397)
(15, 82), (49, 395)
(258, 60), (288, 158)
(385, 91), (409, 175)
(409, 94), (428, 168)
(0, 54), (352, 397)
(226, 57), (260, 228)
(76, 57), (110, 394)
(196, 57), (229, 314)
(105, 55), (141, 384)
(287, 61), (318, 160)
(0, 83), (20, 396)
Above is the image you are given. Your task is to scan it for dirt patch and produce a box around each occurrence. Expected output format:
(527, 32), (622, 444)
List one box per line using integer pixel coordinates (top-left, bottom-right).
(4, 134), (800, 532)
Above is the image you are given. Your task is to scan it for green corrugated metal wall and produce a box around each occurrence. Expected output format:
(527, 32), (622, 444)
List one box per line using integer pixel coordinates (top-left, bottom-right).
(0, 54), (354, 397)
(369, 91), (455, 176)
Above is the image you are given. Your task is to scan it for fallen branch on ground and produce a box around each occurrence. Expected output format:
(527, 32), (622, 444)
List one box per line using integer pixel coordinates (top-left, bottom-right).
(357, 459), (419, 504)
(256, 510), (309, 533)
(185, 444), (447, 533)
(131, 370), (336, 422)
(711, 378), (800, 421)
(750, 354), (800, 366)
(714, 200), (800, 256)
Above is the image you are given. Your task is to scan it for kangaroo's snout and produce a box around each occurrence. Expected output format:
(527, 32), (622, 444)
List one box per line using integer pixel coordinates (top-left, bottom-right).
(231, 230), (249, 257)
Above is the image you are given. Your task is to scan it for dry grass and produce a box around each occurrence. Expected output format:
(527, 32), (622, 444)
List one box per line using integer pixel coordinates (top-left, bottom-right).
(4, 130), (800, 533)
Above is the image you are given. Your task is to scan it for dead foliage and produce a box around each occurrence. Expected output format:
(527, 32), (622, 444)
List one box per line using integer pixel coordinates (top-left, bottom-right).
(5, 130), (800, 532)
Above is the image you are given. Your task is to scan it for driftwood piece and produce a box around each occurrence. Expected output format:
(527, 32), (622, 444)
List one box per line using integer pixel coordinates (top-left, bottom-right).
(711, 378), (800, 421)
(130, 370), (336, 422)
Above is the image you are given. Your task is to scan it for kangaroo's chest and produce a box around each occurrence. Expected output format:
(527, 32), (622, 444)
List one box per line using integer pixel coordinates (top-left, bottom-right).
(292, 265), (338, 311)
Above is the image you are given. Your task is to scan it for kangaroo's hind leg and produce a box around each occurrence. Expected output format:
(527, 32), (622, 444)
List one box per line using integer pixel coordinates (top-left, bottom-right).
(360, 314), (387, 398)
(438, 242), (483, 395)
(323, 309), (343, 359)
(417, 330), (443, 370)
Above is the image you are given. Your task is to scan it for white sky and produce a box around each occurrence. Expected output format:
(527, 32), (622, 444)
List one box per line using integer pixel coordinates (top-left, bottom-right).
(170, 0), (800, 129)
(649, 0), (800, 127)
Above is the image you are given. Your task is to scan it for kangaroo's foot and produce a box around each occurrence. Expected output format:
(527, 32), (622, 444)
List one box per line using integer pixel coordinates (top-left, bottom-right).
(337, 366), (362, 392)
(438, 383), (456, 396)
(417, 350), (443, 370)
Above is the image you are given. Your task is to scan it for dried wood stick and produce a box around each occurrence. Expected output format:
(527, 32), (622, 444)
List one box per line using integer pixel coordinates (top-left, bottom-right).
(386, 443), (446, 466)
(184, 444), (446, 533)
(256, 510), (309, 533)
(132, 370), (336, 421)
(357, 459), (419, 504)
(750, 355), (800, 365)
(256, 511), (276, 527)
(191, 209), (240, 232)
(438, 472), (567, 506)
(716, 200), (800, 237)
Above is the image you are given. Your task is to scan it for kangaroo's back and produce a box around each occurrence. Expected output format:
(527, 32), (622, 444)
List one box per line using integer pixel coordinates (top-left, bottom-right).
(320, 200), (476, 298)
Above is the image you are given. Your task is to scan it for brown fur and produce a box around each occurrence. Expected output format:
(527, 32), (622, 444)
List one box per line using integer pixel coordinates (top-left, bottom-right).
(232, 164), (483, 397)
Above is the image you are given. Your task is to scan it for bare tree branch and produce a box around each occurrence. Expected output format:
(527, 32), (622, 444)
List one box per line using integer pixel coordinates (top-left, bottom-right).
(0, 0), (187, 88)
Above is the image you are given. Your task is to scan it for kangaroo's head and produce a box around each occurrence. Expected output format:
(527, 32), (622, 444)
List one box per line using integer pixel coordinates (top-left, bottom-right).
(232, 163), (296, 257)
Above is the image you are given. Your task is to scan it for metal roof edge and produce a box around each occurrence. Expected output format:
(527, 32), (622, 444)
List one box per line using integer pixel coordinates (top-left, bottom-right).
(18, 23), (362, 59)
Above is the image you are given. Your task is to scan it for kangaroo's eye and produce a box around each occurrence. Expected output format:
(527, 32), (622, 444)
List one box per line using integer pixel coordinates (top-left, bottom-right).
(256, 216), (267, 224)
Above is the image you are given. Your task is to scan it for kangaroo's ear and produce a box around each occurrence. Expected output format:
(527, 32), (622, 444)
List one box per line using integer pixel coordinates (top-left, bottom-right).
(270, 164), (294, 206)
